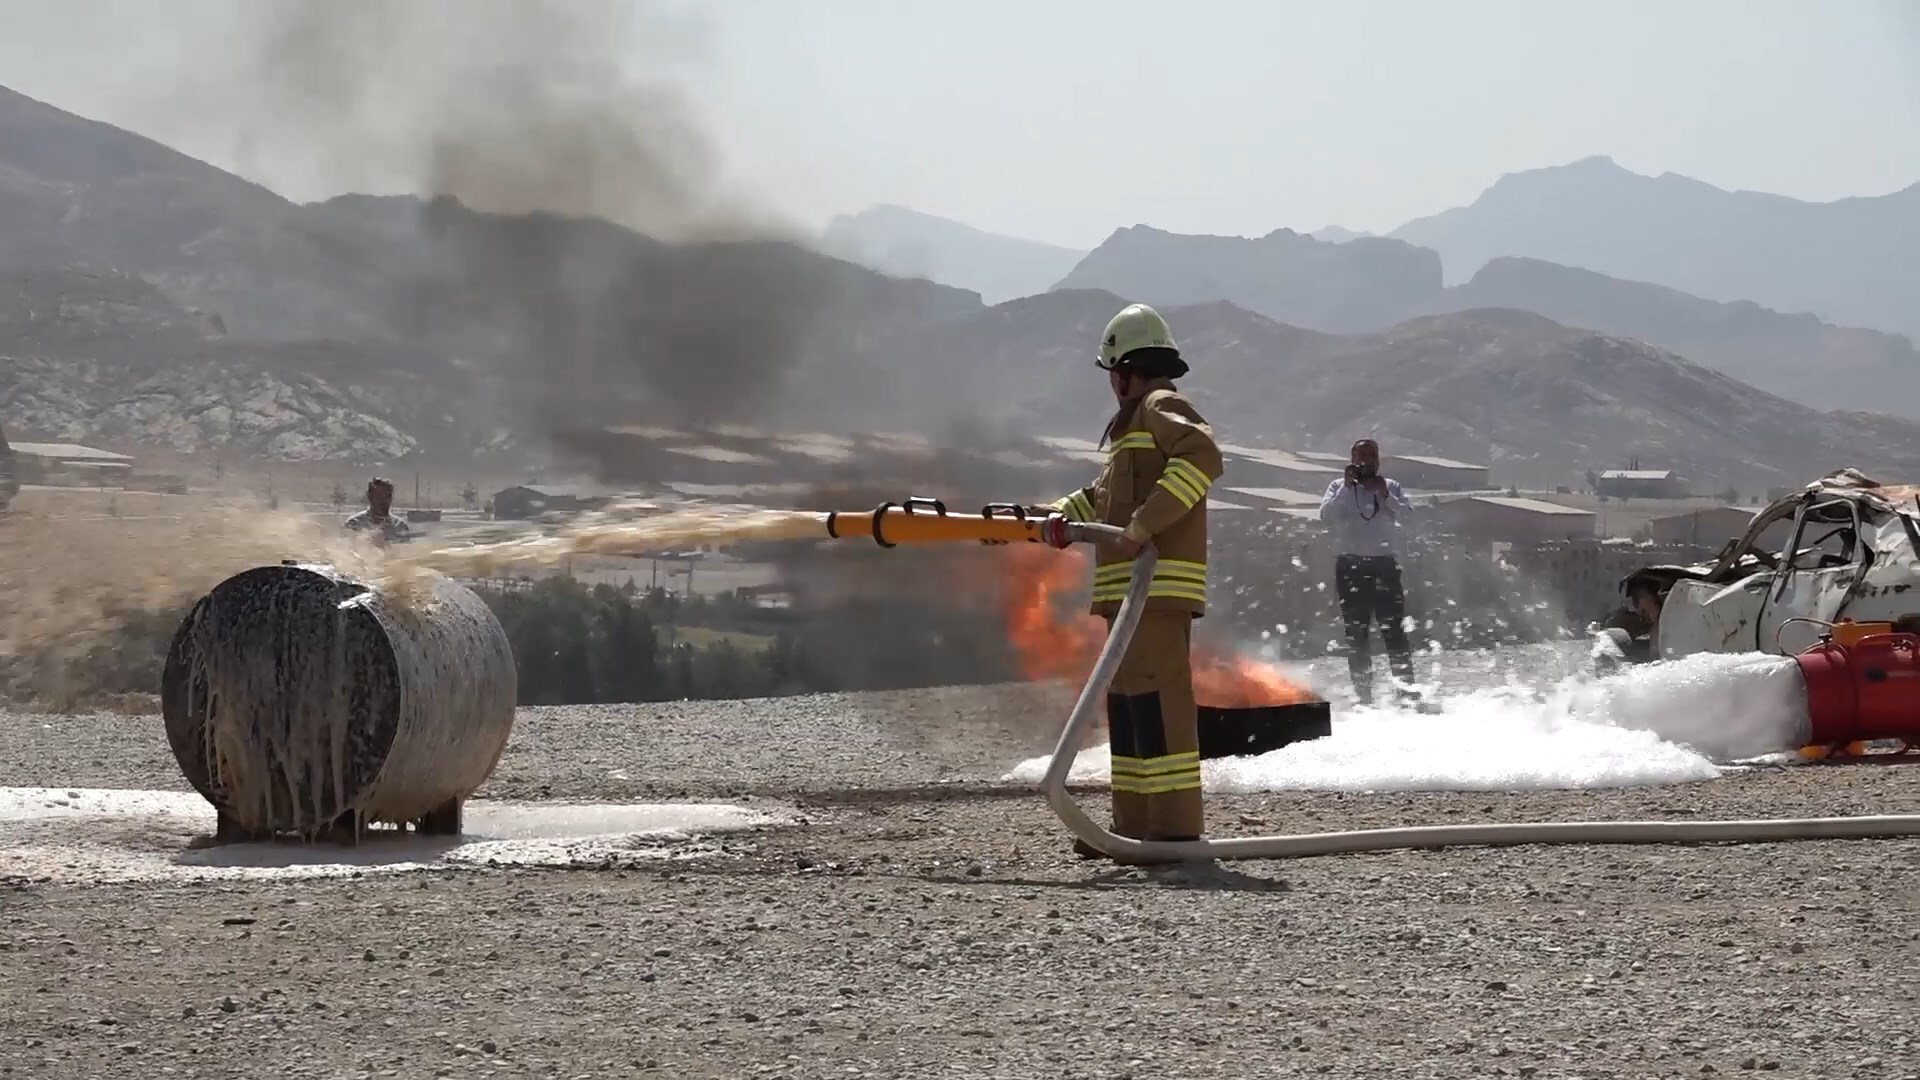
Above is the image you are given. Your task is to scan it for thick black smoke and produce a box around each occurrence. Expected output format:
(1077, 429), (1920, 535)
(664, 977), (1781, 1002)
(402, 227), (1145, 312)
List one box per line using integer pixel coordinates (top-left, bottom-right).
(207, 0), (895, 460)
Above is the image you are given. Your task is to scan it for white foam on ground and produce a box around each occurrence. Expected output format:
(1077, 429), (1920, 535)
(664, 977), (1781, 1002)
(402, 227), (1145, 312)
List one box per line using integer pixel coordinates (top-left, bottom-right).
(0, 787), (792, 885)
(1005, 651), (1812, 792)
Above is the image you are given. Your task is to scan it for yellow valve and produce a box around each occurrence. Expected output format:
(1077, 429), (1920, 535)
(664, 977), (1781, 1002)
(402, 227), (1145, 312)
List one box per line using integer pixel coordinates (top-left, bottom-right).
(1797, 741), (1871, 761)
(1831, 619), (1894, 648)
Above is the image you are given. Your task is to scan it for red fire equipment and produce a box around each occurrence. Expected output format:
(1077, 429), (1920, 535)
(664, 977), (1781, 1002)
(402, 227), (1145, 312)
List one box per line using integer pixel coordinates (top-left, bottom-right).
(1793, 631), (1920, 758)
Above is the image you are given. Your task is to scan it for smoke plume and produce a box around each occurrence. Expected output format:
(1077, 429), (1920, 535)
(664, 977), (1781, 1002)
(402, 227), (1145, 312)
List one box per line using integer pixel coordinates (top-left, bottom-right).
(198, 0), (894, 463)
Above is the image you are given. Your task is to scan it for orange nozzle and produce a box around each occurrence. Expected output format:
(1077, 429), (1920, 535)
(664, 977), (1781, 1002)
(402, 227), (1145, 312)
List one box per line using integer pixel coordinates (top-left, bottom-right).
(823, 499), (1048, 547)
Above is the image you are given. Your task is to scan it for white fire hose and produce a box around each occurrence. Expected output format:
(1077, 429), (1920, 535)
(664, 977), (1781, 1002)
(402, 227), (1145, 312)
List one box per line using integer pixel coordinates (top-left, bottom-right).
(1042, 524), (1920, 862)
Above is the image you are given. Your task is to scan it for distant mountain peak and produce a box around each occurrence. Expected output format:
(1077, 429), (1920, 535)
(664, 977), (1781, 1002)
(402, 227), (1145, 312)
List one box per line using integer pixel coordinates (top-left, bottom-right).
(1483, 154), (1634, 194)
(818, 204), (1086, 304)
(1310, 225), (1373, 243)
(1390, 153), (1920, 339)
(1053, 222), (1443, 334)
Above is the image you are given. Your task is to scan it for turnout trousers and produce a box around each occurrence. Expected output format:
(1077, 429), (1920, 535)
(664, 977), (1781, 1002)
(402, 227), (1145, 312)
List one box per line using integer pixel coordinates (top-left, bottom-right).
(1101, 610), (1204, 843)
(1334, 553), (1416, 704)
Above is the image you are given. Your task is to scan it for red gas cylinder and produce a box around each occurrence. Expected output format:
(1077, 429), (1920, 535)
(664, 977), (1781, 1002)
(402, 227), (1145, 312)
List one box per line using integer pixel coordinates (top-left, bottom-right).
(1793, 632), (1920, 747)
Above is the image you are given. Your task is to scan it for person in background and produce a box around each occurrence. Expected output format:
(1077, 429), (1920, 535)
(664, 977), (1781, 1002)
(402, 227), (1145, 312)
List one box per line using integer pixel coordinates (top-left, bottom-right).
(344, 476), (412, 546)
(1317, 438), (1419, 706)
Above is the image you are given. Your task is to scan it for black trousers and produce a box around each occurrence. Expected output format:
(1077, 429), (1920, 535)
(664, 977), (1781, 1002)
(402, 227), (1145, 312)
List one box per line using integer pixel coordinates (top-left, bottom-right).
(1334, 554), (1415, 703)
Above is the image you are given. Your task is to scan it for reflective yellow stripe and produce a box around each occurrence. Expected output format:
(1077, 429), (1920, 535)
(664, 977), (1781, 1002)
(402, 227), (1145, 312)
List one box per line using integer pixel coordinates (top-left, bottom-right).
(1091, 583), (1207, 603)
(1164, 457), (1212, 490)
(1092, 558), (1208, 603)
(1158, 458), (1212, 508)
(1108, 432), (1156, 455)
(1113, 773), (1205, 795)
(1052, 490), (1097, 523)
(1109, 751), (1200, 776)
(1110, 752), (1203, 794)
(1095, 558), (1205, 578)
(1156, 476), (1202, 508)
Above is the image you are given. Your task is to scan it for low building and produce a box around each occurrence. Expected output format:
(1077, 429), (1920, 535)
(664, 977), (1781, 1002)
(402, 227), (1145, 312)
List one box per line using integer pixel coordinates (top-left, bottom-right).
(1217, 445), (1344, 492)
(1648, 506), (1792, 551)
(1222, 486), (1326, 512)
(491, 484), (613, 520)
(1427, 494), (1597, 546)
(1505, 539), (1717, 625)
(1217, 445), (1488, 493)
(1596, 469), (1686, 499)
(8, 441), (135, 487)
(1387, 453), (1489, 492)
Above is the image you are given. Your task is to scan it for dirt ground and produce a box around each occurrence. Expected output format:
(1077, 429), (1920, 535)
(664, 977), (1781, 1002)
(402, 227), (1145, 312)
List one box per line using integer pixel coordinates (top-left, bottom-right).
(2, 687), (1916, 1080)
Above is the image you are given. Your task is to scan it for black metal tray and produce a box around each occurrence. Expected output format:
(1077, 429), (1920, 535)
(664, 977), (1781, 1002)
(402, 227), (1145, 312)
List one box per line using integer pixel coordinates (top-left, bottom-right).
(1196, 701), (1332, 761)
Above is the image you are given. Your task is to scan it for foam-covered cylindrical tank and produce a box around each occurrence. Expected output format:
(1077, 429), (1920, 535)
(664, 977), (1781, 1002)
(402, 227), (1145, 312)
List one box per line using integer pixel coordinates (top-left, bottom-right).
(160, 562), (518, 842)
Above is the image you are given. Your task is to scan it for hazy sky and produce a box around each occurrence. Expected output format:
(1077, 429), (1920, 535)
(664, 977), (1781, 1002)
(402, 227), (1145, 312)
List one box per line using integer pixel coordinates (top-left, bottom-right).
(1, 0), (1915, 249)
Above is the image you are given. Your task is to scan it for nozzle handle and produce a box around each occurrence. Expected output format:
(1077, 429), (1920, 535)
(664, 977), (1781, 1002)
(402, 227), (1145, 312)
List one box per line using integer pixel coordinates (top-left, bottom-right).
(1066, 521), (1126, 544)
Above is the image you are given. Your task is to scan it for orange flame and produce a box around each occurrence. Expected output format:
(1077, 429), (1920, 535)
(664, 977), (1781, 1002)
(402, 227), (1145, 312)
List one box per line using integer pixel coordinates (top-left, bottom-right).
(993, 545), (1315, 707)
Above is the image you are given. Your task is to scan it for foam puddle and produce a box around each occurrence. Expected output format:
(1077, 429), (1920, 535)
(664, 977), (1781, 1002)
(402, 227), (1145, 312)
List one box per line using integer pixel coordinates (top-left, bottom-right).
(0, 788), (792, 885)
(1005, 651), (1813, 792)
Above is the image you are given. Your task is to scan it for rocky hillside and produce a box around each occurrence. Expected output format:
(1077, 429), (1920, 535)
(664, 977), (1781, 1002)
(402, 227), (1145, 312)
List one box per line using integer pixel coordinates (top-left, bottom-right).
(1052, 225), (1441, 334)
(1022, 211), (1920, 420)
(1389, 155), (1920, 340)
(0, 85), (985, 462)
(0, 264), (482, 460)
(858, 292), (1920, 491)
(818, 205), (1086, 305)
(1430, 257), (1920, 418)
(10, 78), (1918, 485)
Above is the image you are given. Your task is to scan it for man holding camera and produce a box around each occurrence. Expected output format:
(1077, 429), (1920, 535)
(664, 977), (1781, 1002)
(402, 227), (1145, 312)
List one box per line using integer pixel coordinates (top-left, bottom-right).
(343, 476), (413, 547)
(1317, 438), (1419, 707)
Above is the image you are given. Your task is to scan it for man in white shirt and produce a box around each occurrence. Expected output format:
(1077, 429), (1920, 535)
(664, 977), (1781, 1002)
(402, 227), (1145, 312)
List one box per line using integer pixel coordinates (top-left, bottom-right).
(1316, 439), (1418, 706)
(343, 476), (412, 547)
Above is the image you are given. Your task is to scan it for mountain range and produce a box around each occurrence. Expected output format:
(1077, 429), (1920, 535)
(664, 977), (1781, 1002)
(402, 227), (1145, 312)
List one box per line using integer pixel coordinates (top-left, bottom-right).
(0, 83), (980, 462)
(856, 290), (1920, 492)
(1389, 155), (1920, 340)
(4, 81), (1919, 494)
(820, 165), (1920, 419)
(818, 205), (1085, 306)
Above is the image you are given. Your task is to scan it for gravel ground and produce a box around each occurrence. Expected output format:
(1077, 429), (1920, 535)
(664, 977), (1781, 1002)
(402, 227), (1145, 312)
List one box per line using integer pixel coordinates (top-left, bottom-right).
(2, 685), (1917, 1080)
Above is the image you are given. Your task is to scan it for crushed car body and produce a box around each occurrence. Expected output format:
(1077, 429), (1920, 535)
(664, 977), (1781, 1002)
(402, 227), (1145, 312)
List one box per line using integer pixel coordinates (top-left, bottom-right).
(1596, 469), (1920, 668)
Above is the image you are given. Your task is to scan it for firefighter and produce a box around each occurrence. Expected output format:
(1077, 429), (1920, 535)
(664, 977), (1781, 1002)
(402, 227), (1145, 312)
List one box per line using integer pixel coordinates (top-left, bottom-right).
(1042, 302), (1224, 864)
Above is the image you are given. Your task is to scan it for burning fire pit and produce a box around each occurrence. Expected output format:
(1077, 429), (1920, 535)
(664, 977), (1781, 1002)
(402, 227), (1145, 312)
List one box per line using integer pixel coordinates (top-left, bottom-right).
(992, 543), (1332, 759)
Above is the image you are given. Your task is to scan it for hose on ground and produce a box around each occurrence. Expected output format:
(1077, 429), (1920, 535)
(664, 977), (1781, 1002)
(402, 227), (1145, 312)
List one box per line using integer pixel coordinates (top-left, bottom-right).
(1042, 531), (1920, 863)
